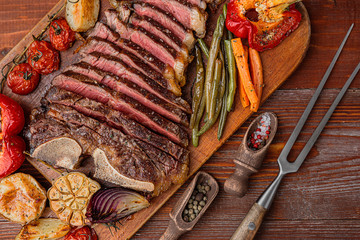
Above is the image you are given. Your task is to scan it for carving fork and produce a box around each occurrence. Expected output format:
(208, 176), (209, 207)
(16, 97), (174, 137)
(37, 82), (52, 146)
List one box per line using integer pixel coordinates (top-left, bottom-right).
(230, 23), (360, 240)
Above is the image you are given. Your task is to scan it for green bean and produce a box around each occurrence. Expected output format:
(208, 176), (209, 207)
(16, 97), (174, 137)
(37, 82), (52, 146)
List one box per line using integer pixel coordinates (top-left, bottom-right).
(218, 43), (229, 139)
(197, 57), (226, 137)
(217, 74), (228, 139)
(204, 14), (225, 115)
(227, 30), (233, 41)
(224, 40), (236, 112)
(197, 39), (209, 58)
(208, 59), (222, 120)
(192, 93), (206, 147)
(190, 46), (205, 129)
(223, 3), (227, 19)
(222, 4), (233, 40)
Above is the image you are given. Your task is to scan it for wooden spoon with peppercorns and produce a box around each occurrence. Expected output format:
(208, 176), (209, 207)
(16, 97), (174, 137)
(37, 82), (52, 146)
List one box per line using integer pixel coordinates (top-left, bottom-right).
(160, 171), (219, 240)
(224, 112), (278, 197)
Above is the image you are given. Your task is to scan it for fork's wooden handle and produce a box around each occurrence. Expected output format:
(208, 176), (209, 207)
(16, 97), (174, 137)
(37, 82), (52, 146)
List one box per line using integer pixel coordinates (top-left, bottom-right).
(230, 203), (267, 240)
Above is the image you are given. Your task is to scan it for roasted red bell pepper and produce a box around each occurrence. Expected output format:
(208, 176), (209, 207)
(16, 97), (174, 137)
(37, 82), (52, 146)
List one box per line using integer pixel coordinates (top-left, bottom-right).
(226, 0), (302, 52)
(0, 94), (26, 178)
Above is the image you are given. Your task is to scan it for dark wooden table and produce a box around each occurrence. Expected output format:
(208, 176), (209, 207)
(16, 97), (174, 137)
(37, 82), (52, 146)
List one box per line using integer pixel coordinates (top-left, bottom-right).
(1, 0), (359, 239)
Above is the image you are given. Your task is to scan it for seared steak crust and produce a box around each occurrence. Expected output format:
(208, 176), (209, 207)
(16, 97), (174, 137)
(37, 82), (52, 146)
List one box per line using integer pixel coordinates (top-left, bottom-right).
(81, 52), (191, 113)
(43, 87), (190, 163)
(52, 72), (189, 147)
(65, 61), (188, 126)
(79, 37), (181, 97)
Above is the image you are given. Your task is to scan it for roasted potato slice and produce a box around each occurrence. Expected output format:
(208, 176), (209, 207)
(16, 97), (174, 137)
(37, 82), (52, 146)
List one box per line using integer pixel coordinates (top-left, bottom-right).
(66, 0), (100, 32)
(15, 218), (71, 240)
(0, 173), (47, 225)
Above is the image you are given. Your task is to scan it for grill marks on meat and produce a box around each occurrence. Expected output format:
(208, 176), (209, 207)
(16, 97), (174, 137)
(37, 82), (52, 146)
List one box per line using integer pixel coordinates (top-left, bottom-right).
(27, 105), (186, 195)
(52, 72), (189, 147)
(79, 37), (181, 97)
(133, 4), (195, 50)
(45, 104), (188, 193)
(105, 9), (188, 83)
(26, 0), (216, 195)
(129, 14), (188, 60)
(65, 61), (188, 126)
(43, 87), (190, 163)
(120, 0), (207, 37)
(81, 52), (191, 113)
(88, 22), (176, 82)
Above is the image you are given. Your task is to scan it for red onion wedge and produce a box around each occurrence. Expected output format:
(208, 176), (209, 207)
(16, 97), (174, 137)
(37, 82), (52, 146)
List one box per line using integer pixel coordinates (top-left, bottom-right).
(86, 188), (150, 223)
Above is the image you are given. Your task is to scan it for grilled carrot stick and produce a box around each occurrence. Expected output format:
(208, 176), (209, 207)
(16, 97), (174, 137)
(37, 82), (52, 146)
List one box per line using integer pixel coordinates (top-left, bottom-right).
(231, 38), (259, 112)
(249, 47), (263, 102)
(240, 45), (249, 107)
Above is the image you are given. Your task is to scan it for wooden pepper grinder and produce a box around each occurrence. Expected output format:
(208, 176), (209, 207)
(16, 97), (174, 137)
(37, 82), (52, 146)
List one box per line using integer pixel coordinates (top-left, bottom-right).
(224, 112), (278, 197)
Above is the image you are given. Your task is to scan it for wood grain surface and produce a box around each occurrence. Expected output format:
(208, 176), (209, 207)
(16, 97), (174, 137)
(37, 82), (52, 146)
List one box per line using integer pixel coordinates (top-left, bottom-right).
(0, 0), (359, 239)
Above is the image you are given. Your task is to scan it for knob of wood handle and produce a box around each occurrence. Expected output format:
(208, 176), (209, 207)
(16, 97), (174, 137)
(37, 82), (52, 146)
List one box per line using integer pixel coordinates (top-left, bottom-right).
(224, 160), (257, 197)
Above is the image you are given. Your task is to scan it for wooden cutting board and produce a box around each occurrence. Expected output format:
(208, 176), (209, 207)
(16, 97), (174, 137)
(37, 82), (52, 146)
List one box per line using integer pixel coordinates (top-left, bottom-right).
(0, 0), (310, 239)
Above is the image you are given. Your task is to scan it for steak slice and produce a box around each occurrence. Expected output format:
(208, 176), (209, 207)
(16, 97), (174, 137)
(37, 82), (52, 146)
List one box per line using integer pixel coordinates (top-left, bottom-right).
(88, 22), (176, 81)
(46, 104), (188, 192)
(79, 37), (181, 97)
(65, 61), (188, 126)
(120, 0), (207, 37)
(133, 3), (195, 50)
(81, 52), (191, 114)
(27, 107), (165, 195)
(129, 13), (190, 64)
(52, 72), (189, 147)
(105, 9), (187, 83)
(43, 87), (190, 163)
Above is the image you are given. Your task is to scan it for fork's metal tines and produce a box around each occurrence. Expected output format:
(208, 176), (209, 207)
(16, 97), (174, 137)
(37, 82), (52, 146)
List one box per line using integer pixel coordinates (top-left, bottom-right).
(277, 23), (355, 170)
(258, 24), (357, 210)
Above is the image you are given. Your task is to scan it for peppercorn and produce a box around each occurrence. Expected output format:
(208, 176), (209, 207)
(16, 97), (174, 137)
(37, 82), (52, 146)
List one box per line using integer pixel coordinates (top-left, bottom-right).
(182, 181), (212, 222)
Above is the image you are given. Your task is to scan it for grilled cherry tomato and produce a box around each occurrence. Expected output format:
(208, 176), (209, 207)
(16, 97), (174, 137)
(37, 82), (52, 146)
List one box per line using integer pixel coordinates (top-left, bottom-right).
(49, 17), (76, 51)
(7, 63), (40, 95)
(64, 226), (98, 240)
(27, 40), (60, 75)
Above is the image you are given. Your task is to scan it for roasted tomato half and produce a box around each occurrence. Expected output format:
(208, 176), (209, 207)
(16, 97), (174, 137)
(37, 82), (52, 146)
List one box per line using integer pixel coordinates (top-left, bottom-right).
(7, 63), (40, 95)
(49, 17), (76, 51)
(28, 40), (60, 75)
(64, 226), (98, 240)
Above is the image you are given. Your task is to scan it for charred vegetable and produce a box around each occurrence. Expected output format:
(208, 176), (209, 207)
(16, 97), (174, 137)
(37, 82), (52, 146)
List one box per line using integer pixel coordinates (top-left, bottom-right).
(27, 39), (60, 75)
(226, 0), (302, 51)
(64, 226), (98, 240)
(7, 63), (40, 95)
(48, 172), (101, 226)
(86, 188), (150, 224)
(0, 94), (26, 178)
(49, 17), (76, 51)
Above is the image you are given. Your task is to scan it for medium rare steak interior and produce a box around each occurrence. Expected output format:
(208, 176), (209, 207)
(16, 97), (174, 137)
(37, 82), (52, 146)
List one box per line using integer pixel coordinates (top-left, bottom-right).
(26, 0), (213, 197)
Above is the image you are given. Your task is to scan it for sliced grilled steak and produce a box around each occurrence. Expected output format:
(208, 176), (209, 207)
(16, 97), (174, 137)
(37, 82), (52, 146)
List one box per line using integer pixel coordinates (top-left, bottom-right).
(79, 37), (181, 96)
(43, 87), (190, 162)
(65, 61), (188, 126)
(81, 52), (191, 113)
(105, 9), (187, 82)
(120, 0), (207, 37)
(25, 109), (87, 153)
(133, 3), (195, 50)
(27, 107), (165, 195)
(52, 72), (189, 147)
(129, 14), (190, 66)
(133, 139), (188, 185)
(46, 104), (188, 190)
(88, 22), (176, 81)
